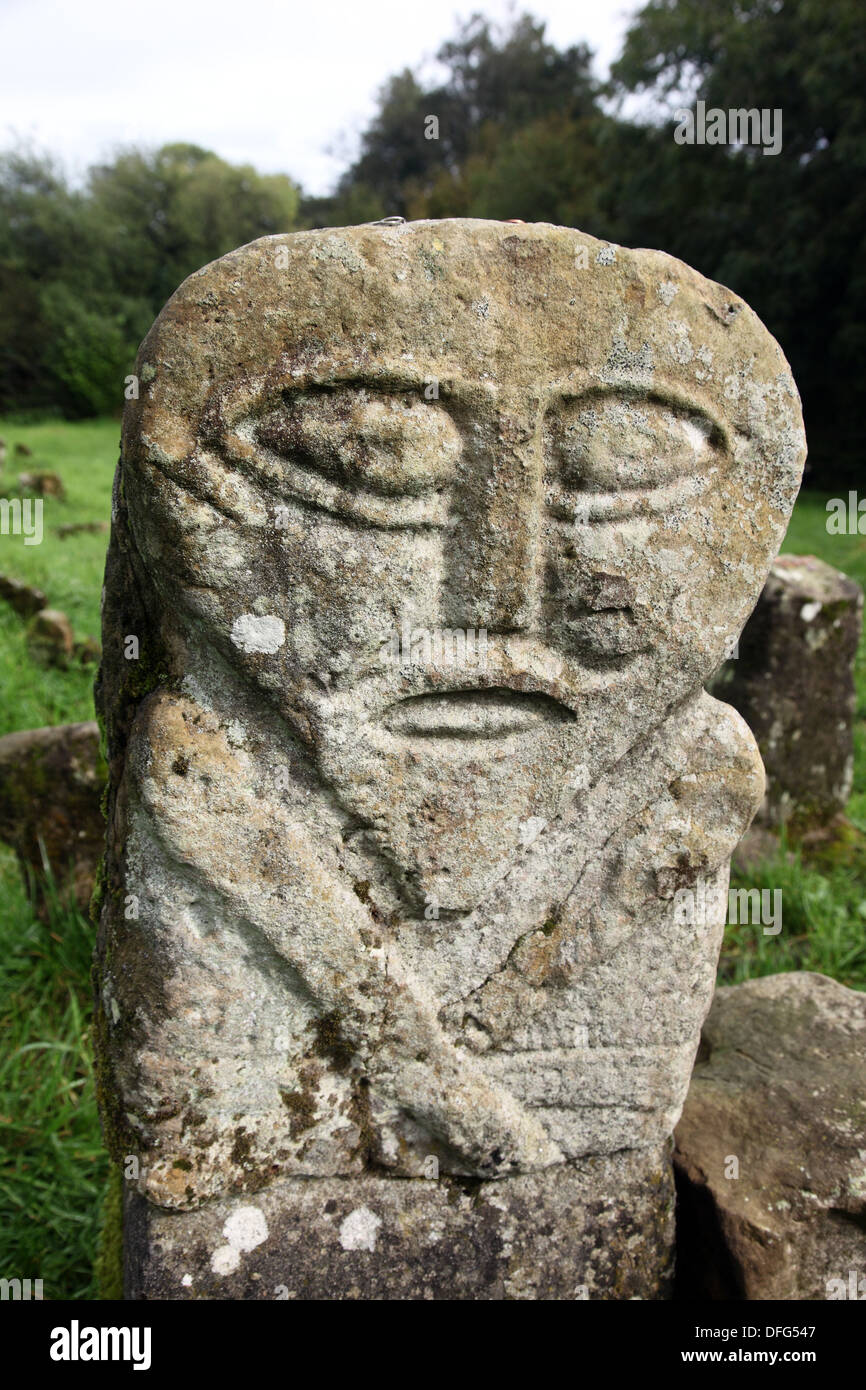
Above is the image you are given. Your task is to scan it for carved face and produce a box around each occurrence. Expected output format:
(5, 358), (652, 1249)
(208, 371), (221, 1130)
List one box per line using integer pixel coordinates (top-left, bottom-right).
(124, 221), (805, 912)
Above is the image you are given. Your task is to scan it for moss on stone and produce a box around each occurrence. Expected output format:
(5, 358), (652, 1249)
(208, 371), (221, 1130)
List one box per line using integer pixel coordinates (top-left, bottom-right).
(94, 1164), (124, 1300)
(311, 1010), (354, 1072)
(89, 853), (108, 926)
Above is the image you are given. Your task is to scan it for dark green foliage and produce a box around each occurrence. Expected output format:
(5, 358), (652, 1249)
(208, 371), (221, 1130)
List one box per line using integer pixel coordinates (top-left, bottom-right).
(3, 8), (863, 486)
(305, 4), (865, 490)
(607, 0), (866, 489)
(325, 14), (601, 220)
(0, 143), (300, 418)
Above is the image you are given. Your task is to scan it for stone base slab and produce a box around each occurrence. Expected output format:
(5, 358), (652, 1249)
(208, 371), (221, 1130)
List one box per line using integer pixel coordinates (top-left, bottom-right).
(125, 1146), (674, 1300)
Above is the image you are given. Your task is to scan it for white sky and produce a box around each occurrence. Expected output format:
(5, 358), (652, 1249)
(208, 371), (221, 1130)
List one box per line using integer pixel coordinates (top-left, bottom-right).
(0, 0), (640, 195)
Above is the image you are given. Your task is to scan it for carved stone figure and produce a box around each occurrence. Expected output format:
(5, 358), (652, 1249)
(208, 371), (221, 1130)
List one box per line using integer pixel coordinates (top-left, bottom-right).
(95, 220), (806, 1298)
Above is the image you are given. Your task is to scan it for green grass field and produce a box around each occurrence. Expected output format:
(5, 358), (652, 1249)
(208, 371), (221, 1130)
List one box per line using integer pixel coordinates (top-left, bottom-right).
(0, 418), (116, 728)
(719, 492), (866, 993)
(0, 418), (118, 1299)
(1, 417), (864, 1299)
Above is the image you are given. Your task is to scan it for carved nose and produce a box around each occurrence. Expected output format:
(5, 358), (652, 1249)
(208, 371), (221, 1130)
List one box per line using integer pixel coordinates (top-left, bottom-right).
(442, 411), (542, 633)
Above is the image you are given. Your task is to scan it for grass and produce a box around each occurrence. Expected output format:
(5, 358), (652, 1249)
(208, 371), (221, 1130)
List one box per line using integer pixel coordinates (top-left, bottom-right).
(0, 419), (864, 1298)
(722, 489), (866, 988)
(0, 417), (117, 732)
(0, 858), (108, 1300)
(720, 837), (866, 990)
(0, 417), (116, 1300)
(779, 491), (866, 833)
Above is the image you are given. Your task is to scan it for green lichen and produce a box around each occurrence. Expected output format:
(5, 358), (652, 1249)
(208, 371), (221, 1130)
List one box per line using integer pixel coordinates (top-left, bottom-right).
(91, 998), (135, 1163)
(89, 854), (108, 926)
(349, 1076), (382, 1170)
(279, 1083), (317, 1139)
(311, 1011), (354, 1073)
(94, 1164), (124, 1300)
(230, 1127), (254, 1167)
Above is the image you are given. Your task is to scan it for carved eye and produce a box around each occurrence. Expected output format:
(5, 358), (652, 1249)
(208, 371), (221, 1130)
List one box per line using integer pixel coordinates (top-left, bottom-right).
(544, 395), (723, 522)
(222, 387), (461, 529)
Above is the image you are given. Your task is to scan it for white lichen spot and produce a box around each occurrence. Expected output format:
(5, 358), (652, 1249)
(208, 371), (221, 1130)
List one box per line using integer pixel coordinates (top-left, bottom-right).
(657, 281), (678, 305)
(681, 417), (712, 459)
(211, 1245), (240, 1275)
(210, 1204), (269, 1276)
(224, 1205), (269, 1251)
(849, 1169), (866, 1200)
(311, 237), (364, 273)
(602, 334), (654, 384)
(339, 1206), (382, 1251)
(668, 320), (694, 364)
(800, 601), (822, 623)
(596, 244), (617, 265)
(230, 613), (286, 654)
(518, 816), (547, 848)
(181, 1273), (193, 1287)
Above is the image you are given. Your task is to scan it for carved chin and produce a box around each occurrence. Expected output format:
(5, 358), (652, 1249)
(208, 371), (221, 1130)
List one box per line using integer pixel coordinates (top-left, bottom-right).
(315, 710), (583, 914)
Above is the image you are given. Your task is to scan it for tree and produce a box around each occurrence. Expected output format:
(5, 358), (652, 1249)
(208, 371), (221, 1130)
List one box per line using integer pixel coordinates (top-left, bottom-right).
(609, 0), (866, 485)
(0, 143), (301, 417)
(87, 143), (301, 310)
(325, 13), (605, 222)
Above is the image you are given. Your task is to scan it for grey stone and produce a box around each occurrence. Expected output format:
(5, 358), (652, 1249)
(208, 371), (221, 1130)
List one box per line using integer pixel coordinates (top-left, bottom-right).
(56, 520), (109, 539)
(126, 1147), (674, 1300)
(0, 572), (47, 618)
(713, 554), (863, 829)
(94, 219), (806, 1298)
(26, 606), (74, 667)
(0, 721), (106, 914)
(18, 469), (65, 498)
(72, 634), (101, 666)
(675, 972), (866, 1301)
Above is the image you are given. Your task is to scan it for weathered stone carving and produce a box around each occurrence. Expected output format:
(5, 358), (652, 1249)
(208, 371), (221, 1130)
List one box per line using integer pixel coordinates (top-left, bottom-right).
(95, 220), (806, 1298)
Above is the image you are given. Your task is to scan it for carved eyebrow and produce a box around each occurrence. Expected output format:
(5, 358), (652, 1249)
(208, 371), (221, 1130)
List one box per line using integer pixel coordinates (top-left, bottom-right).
(546, 383), (729, 450)
(282, 369), (447, 394)
(214, 369), (461, 429)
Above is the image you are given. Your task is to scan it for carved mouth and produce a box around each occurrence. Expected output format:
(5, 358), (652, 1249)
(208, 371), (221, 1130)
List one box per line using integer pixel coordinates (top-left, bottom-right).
(382, 687), (575, 739)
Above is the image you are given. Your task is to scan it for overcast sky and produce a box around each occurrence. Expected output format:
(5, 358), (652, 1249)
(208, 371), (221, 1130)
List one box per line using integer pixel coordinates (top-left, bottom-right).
(0, 0), (639, 195)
